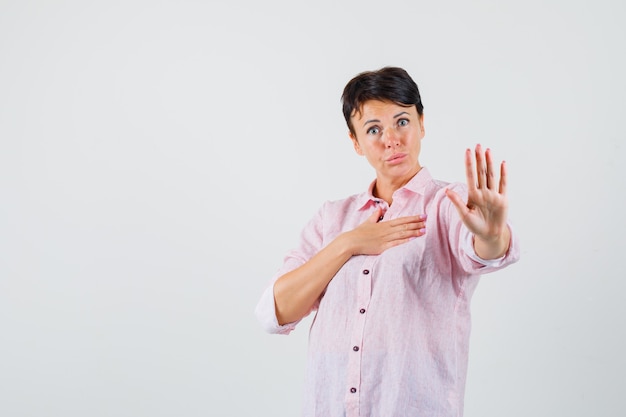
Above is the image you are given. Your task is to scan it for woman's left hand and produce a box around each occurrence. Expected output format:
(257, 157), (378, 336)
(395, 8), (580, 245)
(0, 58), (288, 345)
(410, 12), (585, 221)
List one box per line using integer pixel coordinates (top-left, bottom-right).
(445, 144), (511, 259)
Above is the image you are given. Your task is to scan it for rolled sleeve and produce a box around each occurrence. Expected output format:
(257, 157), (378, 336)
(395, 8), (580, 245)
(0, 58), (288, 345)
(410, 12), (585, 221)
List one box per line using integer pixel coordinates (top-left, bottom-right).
(459, 223), (520, 272)
(254, 204), (326, 335)
(254, 284), (299, 335)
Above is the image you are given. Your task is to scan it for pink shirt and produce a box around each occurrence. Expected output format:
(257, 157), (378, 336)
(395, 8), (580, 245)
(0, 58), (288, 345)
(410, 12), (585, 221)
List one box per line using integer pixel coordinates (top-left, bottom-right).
(255, 168), (520, 417)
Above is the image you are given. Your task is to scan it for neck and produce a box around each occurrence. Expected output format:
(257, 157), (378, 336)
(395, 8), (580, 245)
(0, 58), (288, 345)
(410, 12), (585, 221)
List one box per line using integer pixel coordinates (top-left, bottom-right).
(373, 166), (422, 205)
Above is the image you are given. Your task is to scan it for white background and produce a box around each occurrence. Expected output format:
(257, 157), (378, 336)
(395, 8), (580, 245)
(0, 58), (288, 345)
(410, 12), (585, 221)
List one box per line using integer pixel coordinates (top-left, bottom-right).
(1, 1), (624, 416)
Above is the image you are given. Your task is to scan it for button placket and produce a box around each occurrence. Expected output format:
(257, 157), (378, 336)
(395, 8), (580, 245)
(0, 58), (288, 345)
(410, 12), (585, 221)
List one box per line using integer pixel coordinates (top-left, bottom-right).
(345, 259), (374, 410)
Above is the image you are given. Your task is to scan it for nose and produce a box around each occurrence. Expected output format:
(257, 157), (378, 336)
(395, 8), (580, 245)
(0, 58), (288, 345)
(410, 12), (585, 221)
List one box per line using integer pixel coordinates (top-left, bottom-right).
(383, 126), (400, 148)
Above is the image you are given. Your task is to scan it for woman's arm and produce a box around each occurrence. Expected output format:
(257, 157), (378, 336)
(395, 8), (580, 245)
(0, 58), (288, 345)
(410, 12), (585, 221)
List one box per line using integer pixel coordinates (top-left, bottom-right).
(274, 207), (427, 325)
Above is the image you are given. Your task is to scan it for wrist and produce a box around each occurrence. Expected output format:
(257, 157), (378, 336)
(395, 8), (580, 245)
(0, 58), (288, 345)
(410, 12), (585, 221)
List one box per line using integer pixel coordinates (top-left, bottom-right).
(473, 226), (511, 260)
(333, 232), (358, 258)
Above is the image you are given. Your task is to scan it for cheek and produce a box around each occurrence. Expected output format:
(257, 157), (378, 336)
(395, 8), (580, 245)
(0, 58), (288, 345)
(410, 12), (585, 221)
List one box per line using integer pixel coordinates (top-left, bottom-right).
(364, 142), (384, 157)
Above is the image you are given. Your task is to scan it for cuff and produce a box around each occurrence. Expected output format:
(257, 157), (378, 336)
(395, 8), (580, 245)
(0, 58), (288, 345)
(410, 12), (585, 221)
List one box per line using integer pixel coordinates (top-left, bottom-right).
(254, 284), (298, 335)
(462, 227), (509, 267)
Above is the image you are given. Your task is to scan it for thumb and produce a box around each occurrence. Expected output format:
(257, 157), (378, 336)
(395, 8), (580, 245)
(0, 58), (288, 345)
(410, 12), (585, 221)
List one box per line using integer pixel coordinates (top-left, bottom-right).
(445, 188), (468, 217)
(366, 205), (383, 223)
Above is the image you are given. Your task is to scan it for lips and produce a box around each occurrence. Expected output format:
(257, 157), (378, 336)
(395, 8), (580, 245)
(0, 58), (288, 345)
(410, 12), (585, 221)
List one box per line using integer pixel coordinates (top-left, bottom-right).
(386, 153), (407, 163)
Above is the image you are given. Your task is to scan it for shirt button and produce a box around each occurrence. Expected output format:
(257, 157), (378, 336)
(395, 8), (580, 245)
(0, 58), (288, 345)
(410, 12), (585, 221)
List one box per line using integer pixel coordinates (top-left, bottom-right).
(362, 269), (369, 275)
(353, 346), (359, 352)
(359, 308), (366, 314)
(378, 215), (384, 222)
(350, 387), (357, 393)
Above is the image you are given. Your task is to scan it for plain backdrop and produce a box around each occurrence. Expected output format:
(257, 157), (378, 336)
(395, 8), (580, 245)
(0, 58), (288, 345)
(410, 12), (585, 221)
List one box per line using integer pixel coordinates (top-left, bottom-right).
(1, 0), (624, 416)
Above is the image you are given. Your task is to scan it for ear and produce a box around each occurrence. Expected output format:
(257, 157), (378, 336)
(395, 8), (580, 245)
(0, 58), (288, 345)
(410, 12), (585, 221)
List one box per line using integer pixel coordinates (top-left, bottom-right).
(418, 114), (425, 135)
(349, 131), (364, 155)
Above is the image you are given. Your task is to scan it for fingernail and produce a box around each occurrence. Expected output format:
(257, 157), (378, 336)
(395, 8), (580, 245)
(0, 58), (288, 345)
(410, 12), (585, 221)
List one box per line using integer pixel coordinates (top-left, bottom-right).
(419, 228), (426, 234)
(420, 214), (428, 220)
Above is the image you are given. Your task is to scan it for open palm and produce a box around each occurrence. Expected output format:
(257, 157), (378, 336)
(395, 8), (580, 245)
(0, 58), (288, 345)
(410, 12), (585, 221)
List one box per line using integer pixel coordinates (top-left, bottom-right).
(445, 144), (509, 242)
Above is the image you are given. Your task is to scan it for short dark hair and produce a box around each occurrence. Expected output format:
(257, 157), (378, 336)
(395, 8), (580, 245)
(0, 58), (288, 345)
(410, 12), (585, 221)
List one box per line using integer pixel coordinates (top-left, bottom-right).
(341, 66), (424, 136)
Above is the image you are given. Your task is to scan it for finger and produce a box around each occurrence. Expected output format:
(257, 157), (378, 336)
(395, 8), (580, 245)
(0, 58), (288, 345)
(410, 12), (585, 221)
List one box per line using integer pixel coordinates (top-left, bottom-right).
(499, 161), (507, 195)
(464, 148), (477, 192)
(383, 232), (426, 250)
(366, 206), (383, 223)
(388, 214), (425, 227)
(385, 216), (426, 236)
(485, 148), (496, 190)
(475, 144), (487, 189)
(395, 220), (426, 232)
(445, 188), (469, 218)
(390, 224), (426, 241)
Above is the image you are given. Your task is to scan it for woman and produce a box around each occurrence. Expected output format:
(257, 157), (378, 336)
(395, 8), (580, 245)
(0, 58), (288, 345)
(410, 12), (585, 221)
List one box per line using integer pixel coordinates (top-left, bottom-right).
(255, 66), (520, 417)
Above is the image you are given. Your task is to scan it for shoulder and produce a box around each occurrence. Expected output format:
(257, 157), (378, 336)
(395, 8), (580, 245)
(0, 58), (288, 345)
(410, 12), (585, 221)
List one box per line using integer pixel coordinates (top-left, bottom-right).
(422, 178), (468, 225)
(320, 188), (369, 212)
(425, 176), (467, 201)
(410, 168), (466, 198)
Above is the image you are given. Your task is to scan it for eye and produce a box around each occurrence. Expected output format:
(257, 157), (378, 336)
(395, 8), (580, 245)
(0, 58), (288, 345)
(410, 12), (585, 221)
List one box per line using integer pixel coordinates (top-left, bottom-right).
(397, 118), (409, 127)
(366, 126), (380, 135)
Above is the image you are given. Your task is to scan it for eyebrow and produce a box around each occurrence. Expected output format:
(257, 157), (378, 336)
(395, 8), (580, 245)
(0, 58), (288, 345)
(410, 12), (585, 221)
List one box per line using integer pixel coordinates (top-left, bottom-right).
(362, 111), (410, 127)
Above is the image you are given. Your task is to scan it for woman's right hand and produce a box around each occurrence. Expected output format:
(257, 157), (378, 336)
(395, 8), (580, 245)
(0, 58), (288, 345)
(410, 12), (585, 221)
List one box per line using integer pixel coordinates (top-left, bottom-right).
(341, 206), (427, 256)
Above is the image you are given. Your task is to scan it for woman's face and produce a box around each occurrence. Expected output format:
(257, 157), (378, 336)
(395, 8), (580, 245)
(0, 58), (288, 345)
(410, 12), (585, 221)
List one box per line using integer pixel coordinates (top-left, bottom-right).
(349, 100), (425, 184)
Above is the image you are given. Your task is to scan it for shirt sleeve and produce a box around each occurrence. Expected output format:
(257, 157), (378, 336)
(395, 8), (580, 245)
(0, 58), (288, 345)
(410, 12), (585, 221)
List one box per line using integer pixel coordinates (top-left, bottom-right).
(254, 203), (327, 335)
(460, 222), (519, 268)
(444, 182), (521, 275)
(254, 275), (300, 335)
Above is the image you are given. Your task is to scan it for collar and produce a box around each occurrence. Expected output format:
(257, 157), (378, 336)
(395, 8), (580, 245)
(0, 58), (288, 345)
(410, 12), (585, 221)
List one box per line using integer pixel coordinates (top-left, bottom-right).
(356, 167), (432, 210)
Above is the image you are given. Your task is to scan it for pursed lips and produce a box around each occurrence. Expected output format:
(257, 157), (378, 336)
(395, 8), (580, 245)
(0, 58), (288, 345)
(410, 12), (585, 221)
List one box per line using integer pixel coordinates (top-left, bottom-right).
(386, 153), (407, 163)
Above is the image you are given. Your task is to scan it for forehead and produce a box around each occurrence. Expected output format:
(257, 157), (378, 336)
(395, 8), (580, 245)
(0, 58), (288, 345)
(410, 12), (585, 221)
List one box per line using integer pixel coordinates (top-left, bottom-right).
(351, 100), (416, 122)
